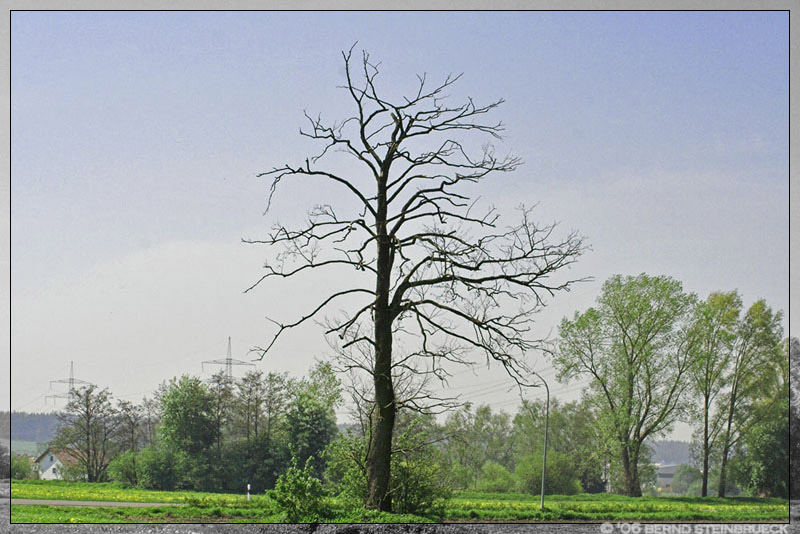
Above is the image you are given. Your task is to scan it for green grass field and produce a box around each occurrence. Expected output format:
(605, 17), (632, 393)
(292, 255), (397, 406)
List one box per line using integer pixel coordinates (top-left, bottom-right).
(10, 481), (790, 523)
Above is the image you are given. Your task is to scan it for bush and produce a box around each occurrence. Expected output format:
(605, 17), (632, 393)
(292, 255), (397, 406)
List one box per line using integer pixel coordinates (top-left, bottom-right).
(136, 446), (179, 490)
(671, 464), (701, 495)
(269, 455), (330, 522)
(515, 451), (582, 496)
(323, 431), (368, 505)
(475, 461), (518, 493)
(108, 451), (138, 487)
(0, 445), (10, 479)
(324, 416), (451, 518)
(10, 453), (33, 480)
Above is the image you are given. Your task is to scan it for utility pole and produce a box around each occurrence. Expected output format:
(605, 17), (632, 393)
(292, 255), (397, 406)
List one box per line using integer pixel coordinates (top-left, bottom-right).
(45, 361), (92, 406)
(202, 337), (255, 380)
(519, 370), (550, 511)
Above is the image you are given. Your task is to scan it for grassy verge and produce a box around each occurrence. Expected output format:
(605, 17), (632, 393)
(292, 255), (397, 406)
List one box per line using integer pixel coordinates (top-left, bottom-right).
(10, 481), (789, 523)
(446, 492), (790, 522)
(11, 504), (431, 524)
(11, 479), (252, 504)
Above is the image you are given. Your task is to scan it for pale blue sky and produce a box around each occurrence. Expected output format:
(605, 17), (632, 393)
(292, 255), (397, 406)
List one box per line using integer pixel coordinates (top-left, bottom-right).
(10, 11), (789, 433)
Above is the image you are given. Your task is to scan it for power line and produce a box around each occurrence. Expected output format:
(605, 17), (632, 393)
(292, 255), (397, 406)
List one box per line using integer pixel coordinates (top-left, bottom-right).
(202, 336), (255, 380)
(45, 361), (93, 407)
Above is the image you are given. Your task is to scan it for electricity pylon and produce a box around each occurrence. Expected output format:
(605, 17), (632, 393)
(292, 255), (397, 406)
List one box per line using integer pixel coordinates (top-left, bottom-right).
(202, 337), (254, 380)
(45, 360), (92, 406)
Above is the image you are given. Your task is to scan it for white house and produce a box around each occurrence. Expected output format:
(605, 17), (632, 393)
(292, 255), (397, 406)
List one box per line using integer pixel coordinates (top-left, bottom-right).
(35, 448), (79, 480)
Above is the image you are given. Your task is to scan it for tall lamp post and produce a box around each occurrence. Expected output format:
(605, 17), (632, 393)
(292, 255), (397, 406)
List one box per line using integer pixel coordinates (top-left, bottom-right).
(520, 370), (550, 511)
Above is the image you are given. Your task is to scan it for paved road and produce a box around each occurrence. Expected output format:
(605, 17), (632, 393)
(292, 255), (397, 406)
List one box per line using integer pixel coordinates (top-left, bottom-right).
(11, 499), (183, 507)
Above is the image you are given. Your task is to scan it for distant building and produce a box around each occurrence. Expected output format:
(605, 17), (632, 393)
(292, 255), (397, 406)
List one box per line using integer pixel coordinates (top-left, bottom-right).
(655, 463), (680, 493)
(35, 448), (81, 480)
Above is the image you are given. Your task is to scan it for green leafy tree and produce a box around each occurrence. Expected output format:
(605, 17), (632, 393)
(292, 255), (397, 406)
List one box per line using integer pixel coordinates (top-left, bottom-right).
(107, 450), (138, 487)
(441, 403), (513, 489)
(207, 370), (235, 453)
(158, 375), (219, 490)
(715, 300), (783, 497)
(730, 336), (789, 498)
(0, 444), (9, 479)
(136, 445), (179, 490)
(671, 464), (702, 495)
(476, 460), (518, 492)
(52, 385), (122, 482)
(789, 337), (800, 499)
(554, 274), (696, 497)
(234, 370), (267, 443)
(513, 397), (606, 493)
(158, 375), (217, 455)
(687, 291), (740, 496)
(287, 390), (338, 479)
(515, 450), (582, 496)
(10, 453), (33, 480)
(735, 402), (789, 497)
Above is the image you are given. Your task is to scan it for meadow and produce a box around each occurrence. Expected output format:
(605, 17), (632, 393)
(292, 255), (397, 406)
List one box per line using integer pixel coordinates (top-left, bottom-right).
(10, 481), (790, 523)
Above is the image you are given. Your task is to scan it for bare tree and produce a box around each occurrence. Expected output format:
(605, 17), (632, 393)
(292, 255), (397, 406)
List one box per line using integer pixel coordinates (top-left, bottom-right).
(246, 46), (585, 511)
(53, 385), (121, 482)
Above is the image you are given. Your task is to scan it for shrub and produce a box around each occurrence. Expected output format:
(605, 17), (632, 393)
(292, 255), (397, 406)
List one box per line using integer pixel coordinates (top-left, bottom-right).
(10, 453), (33, 480)
(515, 450), (582, 495)
(137, 446), (179, 490)
(324, 416), (451, 518)
(269, 456), (330, 522)
(323, 431), (368, 505)
(671, 464), (701, 495)
(0, 445), (10, 479)
(476, 460), (518, 492)
(108, 451), (138, 487)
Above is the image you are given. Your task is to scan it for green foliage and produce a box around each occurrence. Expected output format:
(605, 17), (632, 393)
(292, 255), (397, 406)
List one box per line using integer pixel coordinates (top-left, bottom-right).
(671, 464), (701, 495)
(9, 481), (790, 523)
(515, 450), (581, 495)
(442, 403), (513, 489)
(0, 444), (10, 479)
(52, 385), (121, 482)
(323, 431), (367, 504)
(734, 401), (789, 498)
(324, 413), (451, 518)
(287, 390), (338, 479)
(136, 446), (179, 491)
(513, 397), (606, 493)
(158, 376), (218, 456)
(555, 274), (697, 496)
(475, 461), (517, 493)
(107, 451), (138, 487)
(285, 362), (342, 479)
(11, 453), (33, 480)
(268, 455), (330, 522)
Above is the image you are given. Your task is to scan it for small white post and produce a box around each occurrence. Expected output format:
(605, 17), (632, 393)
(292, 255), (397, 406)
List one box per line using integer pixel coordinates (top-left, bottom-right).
(247, 483), (251, 501)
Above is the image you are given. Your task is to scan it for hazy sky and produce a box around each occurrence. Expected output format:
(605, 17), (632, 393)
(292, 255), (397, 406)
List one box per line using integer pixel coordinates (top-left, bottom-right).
(9, 12), (789, 440)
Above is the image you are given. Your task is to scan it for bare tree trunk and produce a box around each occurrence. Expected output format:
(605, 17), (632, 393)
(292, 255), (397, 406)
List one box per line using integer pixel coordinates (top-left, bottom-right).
(366, 180), (396, 511)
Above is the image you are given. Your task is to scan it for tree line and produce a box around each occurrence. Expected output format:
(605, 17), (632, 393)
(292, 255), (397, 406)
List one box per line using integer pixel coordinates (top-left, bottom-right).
(18, 273), (788, 509)
(38, 362), (341, 493)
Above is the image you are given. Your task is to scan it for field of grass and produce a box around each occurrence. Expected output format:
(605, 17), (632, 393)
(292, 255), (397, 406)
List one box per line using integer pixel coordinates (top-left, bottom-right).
(10, 481), (790, 523)
(446, 491), (789, 522)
